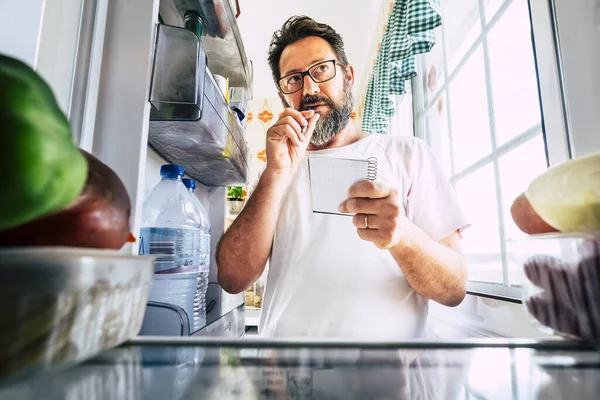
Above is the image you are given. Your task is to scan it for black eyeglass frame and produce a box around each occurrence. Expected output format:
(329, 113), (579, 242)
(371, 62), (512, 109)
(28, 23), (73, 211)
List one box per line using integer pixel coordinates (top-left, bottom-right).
(277, 59), (346, 94)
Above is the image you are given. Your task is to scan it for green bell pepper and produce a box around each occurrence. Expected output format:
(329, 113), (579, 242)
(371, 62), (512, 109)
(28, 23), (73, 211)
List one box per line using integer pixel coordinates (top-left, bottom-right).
(0, 55), (88, 230)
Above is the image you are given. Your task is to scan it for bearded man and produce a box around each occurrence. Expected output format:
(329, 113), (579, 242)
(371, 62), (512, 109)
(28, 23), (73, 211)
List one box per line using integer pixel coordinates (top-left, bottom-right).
(217, 16), (471, 339)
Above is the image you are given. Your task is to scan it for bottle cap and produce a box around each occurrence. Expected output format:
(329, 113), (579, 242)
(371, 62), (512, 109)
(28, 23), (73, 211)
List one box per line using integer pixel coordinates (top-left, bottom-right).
(182, 178), (196, 190)
(160, 164), (184, 178)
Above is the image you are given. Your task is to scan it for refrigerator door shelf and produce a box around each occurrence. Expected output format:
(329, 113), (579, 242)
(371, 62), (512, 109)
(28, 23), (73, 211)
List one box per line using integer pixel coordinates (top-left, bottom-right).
(158, 0), (252, 90)
(148, 23), (249, 186)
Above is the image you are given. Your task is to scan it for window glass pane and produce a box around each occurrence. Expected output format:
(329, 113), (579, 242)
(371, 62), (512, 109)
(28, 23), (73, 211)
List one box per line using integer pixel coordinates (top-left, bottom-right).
(485, 0), (509, 22)
(498, 133), (548, 285)
(425, 93), (453, 174)
(488, 0), (541, 146)
(443, 0), (482, 72)
(423, 26), (445, 104)
(448, 46), (492, 172)
(455, 163), (503, 283)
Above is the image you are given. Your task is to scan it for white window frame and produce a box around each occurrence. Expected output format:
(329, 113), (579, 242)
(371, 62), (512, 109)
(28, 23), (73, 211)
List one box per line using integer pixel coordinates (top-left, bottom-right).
(411, 0), (572, 301)
(388, 91), (415, 137)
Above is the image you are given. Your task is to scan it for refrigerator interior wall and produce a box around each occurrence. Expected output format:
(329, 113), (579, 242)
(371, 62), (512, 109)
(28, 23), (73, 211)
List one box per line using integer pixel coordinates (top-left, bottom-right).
(0, 1), (45, 68)
(0, 0), (86, 118)
(0, 0), (109, 155)
(93, 0), (160, 255)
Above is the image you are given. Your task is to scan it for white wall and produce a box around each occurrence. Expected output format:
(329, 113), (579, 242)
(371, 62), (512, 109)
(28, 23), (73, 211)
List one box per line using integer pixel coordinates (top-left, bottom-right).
(0, 0), (86, 115)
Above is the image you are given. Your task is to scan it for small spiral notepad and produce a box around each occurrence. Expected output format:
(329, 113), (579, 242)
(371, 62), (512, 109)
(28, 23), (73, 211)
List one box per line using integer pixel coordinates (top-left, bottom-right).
(307, 155), (378, 216)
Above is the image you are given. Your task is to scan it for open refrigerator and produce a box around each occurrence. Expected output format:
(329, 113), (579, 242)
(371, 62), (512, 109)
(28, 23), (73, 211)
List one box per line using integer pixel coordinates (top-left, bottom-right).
(2, 0), (599, 340)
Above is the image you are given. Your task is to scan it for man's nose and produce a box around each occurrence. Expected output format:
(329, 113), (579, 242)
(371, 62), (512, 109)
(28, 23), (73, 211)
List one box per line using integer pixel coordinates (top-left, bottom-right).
(302, 74), (320, 96)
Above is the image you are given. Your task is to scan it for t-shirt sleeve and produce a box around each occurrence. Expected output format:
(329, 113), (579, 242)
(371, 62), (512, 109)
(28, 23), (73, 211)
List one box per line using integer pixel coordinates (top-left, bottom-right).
(406, 138), (471, 242)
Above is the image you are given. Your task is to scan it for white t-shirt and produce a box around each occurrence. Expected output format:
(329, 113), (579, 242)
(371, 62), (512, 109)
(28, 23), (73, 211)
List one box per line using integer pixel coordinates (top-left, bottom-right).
(255, 134), (470, 339)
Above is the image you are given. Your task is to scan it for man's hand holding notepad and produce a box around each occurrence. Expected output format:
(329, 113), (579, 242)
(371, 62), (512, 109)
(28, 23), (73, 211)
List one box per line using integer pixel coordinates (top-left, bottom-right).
(307, 155), (378, 216)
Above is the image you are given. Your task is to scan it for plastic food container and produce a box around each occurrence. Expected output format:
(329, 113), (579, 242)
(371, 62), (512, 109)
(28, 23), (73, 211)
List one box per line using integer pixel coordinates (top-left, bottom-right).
(511, 231), (600, 344)
(0, 247), (154, 382)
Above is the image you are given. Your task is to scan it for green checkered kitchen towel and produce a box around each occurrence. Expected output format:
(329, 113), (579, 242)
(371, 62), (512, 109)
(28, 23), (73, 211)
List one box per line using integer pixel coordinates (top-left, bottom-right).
(362, 0), (442, 135)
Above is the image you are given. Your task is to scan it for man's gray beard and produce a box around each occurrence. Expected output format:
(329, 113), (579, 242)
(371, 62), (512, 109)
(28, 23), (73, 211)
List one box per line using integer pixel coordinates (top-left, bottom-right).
(310, 83), (354, 146)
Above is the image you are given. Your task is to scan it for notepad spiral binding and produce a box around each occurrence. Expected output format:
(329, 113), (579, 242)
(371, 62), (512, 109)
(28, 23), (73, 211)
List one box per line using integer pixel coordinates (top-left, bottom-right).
(367, 157), (378, 181)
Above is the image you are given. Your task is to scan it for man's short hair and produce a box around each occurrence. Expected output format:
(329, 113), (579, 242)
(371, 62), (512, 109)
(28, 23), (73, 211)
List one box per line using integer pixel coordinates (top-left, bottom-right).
(267, 16), (350, 89)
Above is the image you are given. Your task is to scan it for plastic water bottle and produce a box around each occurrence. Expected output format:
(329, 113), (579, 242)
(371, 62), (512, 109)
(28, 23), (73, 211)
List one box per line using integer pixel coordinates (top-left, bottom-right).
(182, 178), (211, 331)
(139, 164), (201, 328)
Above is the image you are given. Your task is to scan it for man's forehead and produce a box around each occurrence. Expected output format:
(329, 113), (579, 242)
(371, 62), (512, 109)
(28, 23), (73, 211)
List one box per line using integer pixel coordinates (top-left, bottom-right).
(279, 36), (336, 75)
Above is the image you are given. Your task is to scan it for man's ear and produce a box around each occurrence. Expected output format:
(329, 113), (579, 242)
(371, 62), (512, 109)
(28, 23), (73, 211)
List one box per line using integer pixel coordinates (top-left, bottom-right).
(345, 64), (356, 88)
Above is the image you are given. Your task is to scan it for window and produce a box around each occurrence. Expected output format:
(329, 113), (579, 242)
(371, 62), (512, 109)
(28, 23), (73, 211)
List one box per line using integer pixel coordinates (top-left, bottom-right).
(415, 0), (551, 299)
(388, 90), (415, 137)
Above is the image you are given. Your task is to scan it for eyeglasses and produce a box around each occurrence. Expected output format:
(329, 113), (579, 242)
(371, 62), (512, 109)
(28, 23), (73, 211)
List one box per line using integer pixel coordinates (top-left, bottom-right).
(277, 59), (344, 94)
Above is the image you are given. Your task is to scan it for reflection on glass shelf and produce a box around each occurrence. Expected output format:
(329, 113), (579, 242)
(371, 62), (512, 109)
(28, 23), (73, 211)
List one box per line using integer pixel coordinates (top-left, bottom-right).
(467, 347), (513, 397)
(448, 45), (492, 173)
(488, 0), (541, 146)
(4, 340), (597, 400)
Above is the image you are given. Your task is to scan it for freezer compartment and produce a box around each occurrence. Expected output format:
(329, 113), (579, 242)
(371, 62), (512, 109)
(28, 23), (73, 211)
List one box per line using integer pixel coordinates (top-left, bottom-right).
(0, 247), (154, 382)
(148, 23), (249, 186)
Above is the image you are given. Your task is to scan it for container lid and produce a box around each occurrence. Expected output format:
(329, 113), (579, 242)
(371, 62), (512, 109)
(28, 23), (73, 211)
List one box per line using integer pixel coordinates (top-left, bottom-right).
(182, 178), (196, 190)
(160, 164), (184, 178)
